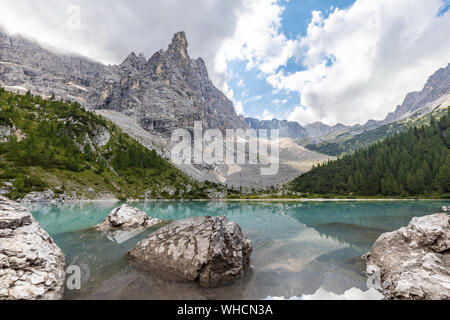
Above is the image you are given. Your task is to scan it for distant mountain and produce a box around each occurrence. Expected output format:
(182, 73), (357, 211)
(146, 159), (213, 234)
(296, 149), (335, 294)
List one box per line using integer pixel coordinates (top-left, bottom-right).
(0, 29), (103, 104)
(86, 32), (247, 137)
(245, 117), (308, 139)
(305, 63), (450, 154)
(384, 64), (450, 123)
(307, 103), (449, 156)
(292, 108), (450, 197)
(304, 122), (351, 139)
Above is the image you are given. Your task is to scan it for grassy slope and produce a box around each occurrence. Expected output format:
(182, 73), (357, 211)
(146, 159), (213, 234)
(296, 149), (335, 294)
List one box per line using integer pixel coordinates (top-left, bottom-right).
(0, 88), (221, 200)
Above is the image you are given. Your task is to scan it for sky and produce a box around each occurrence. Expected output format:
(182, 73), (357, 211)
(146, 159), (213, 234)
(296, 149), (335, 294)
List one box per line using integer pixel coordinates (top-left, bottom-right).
(0, 0), (449, 126)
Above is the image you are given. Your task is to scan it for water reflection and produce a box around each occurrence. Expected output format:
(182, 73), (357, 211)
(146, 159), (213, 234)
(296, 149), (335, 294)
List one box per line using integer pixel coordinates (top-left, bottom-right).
(26, 200), (447, 300)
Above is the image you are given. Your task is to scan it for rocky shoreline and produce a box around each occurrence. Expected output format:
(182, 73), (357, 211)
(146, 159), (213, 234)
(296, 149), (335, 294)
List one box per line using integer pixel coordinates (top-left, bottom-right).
(0, 196), (65, 300)
(364, 213), (450, 300)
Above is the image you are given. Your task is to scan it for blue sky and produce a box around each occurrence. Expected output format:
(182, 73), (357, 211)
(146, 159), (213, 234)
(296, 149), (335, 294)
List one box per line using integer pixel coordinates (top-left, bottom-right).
(225, 0), (357, 121)
(217, 0), (450, 126)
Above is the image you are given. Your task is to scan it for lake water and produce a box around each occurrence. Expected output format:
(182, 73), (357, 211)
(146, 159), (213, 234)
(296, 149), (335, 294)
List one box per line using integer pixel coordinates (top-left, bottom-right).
(26, 200), (447, 300)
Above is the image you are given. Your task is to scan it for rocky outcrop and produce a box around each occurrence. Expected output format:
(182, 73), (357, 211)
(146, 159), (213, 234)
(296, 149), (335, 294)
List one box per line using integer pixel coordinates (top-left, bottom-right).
(86, 32), (247, 138)
(0, 196), (65, 300)
(96, 204), (162, 244)
(128, 216), (252, 287)
(0, 125), (14, 143)
(365, 213), (450, 300)
(20, 190), (55, 204)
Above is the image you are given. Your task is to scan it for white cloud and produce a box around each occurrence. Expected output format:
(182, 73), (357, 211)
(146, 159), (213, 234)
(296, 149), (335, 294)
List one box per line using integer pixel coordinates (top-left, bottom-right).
(262, 109), (275, 120)
(269, 0), (450, 125)
(214, 0), (298, 91)
(0, 0), (244, 74)
(234, 101), (245, 116)
(287, 106), (318, 126)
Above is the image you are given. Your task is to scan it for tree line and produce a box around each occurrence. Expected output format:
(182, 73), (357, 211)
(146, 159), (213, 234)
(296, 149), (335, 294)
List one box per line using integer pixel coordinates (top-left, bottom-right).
(292, 108), (450, 197)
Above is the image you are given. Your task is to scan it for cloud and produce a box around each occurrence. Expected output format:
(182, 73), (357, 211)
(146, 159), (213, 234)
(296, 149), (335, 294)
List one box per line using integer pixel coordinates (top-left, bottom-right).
(262, 109), (275, 120)
(214, 0), (298, 89)
(0, 0), (244, 82)
(269, 0), (450, 125)
(234, 101), (245, 115)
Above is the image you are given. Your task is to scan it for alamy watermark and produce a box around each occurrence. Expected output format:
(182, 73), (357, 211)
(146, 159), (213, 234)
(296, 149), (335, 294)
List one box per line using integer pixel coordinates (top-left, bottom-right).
(170, 122), (280, 176)
(66, 264), (90, 290)
(67, 5), (81, 30)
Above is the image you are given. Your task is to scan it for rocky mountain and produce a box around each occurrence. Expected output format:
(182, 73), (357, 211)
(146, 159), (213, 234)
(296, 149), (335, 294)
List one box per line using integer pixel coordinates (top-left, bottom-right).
(0, 30), (335, 189)
(0, 29), (103, 104)
(86, 32), (247, 137)
(384, 64), (450, 123)
(304, 122), (351, 139)
(245, 117), (308, 140)
(304, 63), (450, 151)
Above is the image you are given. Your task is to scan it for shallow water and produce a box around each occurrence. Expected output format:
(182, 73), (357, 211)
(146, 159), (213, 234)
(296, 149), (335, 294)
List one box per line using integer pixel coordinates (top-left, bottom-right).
(27, 200), (447, 300)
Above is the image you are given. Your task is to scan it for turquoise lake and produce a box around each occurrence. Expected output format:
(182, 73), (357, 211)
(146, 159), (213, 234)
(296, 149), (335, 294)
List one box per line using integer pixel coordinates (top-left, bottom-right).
(26, 200), (448, 300)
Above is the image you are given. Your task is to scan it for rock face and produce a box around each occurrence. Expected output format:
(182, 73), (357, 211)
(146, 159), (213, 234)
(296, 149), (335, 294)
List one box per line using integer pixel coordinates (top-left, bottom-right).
(0, 29), (103, 104)
(0, 124), (14, 143)
(128, 216), (252, 287)
(385, 63), (450, 123)
(365, 213), (450, 300)
(86, 32), (247, 138)
(0, 196), (65, 300)
(96, 204), (162, 244)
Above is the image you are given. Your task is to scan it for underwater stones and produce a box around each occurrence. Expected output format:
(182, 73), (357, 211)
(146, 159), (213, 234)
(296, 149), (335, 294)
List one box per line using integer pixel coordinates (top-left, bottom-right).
(96, 204), (162, 244)
(365, 213), (450, 300)
(0, 196), (65, 300)
(128, 216), (252, 288)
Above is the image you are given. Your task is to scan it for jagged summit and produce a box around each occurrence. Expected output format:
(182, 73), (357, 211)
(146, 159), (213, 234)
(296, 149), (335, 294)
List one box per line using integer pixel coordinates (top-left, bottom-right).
(121, 52), (147, 71)
(86, 31), (247, 136)
(168, 31), (189, 60)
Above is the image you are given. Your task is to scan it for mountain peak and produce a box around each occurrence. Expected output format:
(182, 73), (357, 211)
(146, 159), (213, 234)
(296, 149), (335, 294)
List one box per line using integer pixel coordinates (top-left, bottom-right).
(168, 31), (189, 60)
(121, 51), (147, 70)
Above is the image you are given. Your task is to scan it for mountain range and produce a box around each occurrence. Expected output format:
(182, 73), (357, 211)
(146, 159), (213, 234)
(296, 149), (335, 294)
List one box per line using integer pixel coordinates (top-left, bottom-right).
(0, 30), (333, 188)
(0, 28), (448, 187)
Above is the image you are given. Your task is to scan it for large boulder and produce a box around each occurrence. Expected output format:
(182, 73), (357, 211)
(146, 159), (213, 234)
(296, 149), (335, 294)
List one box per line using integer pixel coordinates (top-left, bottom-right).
(365, 213), (450, 300)
(96, 204), (162, 244)
(128, 216), (252, 287)
(0, 196), (65, 300)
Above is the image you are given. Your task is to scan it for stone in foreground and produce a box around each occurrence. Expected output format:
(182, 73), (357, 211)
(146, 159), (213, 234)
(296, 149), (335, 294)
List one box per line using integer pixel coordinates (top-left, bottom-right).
(128, 216), (252, 287)
(365, 213), (450, 300)
(0, 196), (65, 300)
(96, 204), (162, 244)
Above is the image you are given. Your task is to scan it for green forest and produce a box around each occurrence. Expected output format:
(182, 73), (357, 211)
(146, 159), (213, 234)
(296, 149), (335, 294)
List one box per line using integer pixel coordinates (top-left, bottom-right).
(0, 88), (214, 200)
(291, 108), (450, 198)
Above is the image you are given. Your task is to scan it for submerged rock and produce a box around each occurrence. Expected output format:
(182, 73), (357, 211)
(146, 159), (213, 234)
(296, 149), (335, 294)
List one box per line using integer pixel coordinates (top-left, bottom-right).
(96, 204), (162, 244)
(365, 213), (450, 300)
(128, 216), (252, 287)
(0, 196), (65, 300)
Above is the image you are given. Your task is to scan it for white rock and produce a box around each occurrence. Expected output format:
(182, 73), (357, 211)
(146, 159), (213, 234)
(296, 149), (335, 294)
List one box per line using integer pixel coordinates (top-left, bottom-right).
(365, 213), (450, 300)
(96, 204), (162, 244)
(0, 196), (65, 300)
(128, 216), (252, 288)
